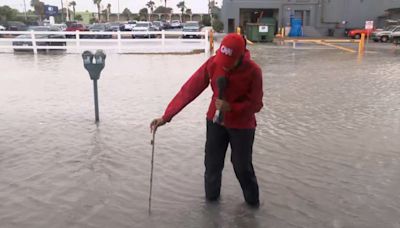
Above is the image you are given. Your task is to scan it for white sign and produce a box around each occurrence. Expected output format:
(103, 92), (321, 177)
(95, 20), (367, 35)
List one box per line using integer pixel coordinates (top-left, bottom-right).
(365, 21), (374, 30)
(259, 25), (268, 33)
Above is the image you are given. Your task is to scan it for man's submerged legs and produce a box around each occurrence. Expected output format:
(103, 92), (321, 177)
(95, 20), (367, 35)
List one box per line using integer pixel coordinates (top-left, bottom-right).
(229, 128), (260, 207)
(204, 121), (229, 201)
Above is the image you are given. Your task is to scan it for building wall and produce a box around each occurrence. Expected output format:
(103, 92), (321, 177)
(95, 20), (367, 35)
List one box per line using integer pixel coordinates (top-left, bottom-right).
(221, 0), (400, 33)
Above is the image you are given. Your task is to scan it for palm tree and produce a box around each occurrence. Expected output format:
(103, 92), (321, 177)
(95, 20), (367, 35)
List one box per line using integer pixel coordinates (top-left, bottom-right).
(69, 1), (76, 20)
(107, 3), (111, 21)
(93, 0), (102, 22)
(146, 1), (155, 14)
(160, 0), (167, 7)
(30, 0), (44, 21)
(177, 1), (186, 16)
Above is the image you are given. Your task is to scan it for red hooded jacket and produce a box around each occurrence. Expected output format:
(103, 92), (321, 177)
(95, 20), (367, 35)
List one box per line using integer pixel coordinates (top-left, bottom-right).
(162, 50), (263, 129)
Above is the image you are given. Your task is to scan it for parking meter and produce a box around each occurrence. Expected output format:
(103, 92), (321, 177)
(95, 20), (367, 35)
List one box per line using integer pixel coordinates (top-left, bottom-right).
(82, 50), (106, 123)
(82, 50), (106, 80)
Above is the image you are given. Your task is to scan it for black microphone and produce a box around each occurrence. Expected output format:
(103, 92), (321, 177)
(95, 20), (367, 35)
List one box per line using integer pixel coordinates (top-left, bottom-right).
(213, 76), (227, 124)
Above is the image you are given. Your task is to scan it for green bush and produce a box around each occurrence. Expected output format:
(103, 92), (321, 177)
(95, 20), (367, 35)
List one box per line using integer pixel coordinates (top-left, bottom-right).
(212, 19), (223, 32)
(89, 17), (97, 24)
(202, 15), (211, 26)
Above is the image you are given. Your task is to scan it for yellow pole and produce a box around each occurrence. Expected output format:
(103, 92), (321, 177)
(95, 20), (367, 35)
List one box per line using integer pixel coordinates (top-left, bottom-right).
(236, 27), (241, 35)
(358, 33), (365, 54)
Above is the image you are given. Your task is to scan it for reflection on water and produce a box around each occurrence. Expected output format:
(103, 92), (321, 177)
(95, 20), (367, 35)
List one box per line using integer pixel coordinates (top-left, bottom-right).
(1, 46), (400, 228)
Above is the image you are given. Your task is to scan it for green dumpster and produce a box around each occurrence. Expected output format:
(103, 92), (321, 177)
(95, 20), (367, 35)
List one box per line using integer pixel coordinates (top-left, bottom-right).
(245, 18), (276, 42)
(261, 17), (276, 41)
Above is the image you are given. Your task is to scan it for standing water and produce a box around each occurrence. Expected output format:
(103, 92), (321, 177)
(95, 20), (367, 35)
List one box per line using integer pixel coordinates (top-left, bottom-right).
(1, 45), (400, 228)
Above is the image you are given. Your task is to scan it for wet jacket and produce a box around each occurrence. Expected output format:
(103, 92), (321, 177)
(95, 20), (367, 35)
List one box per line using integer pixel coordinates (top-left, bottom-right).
(162, 50), (263, 129)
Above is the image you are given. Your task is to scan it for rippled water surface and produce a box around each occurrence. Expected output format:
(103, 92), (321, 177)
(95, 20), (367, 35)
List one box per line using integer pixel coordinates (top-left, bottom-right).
(1, 45), (400, 228)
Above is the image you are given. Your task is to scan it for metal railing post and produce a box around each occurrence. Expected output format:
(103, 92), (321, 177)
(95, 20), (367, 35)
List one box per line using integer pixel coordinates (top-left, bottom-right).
(31, 30), (37, 54)
(162, 30), (165, 48)
(76, 30), (80, 53)
(204, 29), (209, 55)
(117, 30), (122, 53)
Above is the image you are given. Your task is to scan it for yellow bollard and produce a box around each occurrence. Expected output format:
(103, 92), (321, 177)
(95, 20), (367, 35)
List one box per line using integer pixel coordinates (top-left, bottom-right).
(236, 27), (241, 35)
(209, 30), (214, 53)
(358, 33), (365, 54)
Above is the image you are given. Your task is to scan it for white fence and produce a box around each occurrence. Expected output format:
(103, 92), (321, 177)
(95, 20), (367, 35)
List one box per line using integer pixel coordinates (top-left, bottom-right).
(0, 30), (210, 54)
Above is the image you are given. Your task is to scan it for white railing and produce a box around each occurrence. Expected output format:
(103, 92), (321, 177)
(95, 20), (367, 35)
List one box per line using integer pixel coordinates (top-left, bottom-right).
(0, 30), (210, 54)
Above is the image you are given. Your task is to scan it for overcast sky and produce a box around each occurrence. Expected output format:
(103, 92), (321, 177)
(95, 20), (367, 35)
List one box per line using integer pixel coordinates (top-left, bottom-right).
(1, 0), (222, 14)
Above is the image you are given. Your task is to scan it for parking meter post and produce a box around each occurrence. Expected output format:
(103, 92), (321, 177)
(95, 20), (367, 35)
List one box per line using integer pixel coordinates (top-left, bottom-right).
(82, 50), (106, 123)
(93, 79), (100, 122)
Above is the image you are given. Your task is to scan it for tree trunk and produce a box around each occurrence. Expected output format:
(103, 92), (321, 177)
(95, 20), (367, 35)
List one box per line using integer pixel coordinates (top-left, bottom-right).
(97, 4), (101, 22)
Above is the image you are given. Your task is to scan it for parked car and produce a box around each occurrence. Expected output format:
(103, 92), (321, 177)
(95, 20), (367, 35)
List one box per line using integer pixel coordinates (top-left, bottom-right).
(162, 20), (171, 29)
(182, 21), (201, 39)
(89, 23), (112, 39)
(132, 22), (157, 38)
(152, 21), (163, 31)
(65, 23), (89, 38)
(108, 22), (124, 31)
(124, 20), (137, 31)
(12, 26), (66, 52)
(53, 23), (67, 31)
(391, 27), (400, 44)
(0, 25), (5, 37)
(371, 25), (400, 42)
(170, 20), (182, 29)
(4, 21), (28, 31)
(348, 28), (375, 39)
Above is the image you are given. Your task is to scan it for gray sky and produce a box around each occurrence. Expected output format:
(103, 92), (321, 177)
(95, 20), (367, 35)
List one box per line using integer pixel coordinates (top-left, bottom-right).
(1, 0), (222, 14)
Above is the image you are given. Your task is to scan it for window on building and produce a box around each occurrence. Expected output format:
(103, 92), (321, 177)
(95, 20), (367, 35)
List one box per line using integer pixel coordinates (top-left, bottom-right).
(228, 18), (235, 33)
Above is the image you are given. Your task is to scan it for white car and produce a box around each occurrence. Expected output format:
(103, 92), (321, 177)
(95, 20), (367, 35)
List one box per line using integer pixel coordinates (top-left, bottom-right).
(0, 25), (5, 31)
(371, 25), (400, 42)
(124, 20), (137, 31)
(132, 22), (156, 38)
(182, 21), (201, 39)
(391, 28), (400, 44)
(170, 20), (182, 29)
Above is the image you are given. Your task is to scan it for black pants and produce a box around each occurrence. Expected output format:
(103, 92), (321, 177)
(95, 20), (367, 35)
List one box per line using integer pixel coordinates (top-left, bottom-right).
(204, 120), (259, 205)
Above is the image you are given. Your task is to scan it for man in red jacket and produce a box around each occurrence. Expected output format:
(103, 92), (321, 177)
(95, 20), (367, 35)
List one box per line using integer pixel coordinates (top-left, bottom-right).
(150, 33), (263, 207)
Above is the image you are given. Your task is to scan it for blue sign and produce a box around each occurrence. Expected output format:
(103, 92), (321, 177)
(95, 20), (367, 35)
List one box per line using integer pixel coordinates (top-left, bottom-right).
(44, 5), (59, 17)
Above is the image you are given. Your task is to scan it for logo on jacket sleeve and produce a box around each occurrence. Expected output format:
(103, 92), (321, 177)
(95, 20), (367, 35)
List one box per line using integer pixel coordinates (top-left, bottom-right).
(220, 45), (233, 56)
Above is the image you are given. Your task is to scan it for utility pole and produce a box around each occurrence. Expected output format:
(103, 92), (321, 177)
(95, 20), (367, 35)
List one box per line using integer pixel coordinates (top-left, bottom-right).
(118, 0), (120, 21)
(65, 0), (69, 21)
(23, 0), (27, 21)
(60, 0), (64, 22)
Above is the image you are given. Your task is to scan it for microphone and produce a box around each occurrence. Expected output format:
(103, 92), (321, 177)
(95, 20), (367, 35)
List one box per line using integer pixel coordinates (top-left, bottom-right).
(213, 76), (227, 124)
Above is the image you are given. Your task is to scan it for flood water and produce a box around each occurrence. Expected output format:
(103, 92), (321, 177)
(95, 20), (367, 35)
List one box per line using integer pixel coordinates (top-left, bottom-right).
(1, 45), (400, 228)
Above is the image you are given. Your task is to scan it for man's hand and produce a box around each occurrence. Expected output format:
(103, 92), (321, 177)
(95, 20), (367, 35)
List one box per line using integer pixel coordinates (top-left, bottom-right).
(150, 118), (166, 133)
(215, 99), (231, 112)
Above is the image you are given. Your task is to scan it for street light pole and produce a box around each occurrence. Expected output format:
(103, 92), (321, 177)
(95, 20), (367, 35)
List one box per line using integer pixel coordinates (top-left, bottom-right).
(65, 0), (69, 21)
(23, 0), (27, 21)
(60, 0), (64, 22)
(118, 0), (120, 21)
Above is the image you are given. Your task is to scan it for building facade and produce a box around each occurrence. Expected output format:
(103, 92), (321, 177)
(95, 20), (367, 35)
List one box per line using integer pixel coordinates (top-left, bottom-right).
(221, 0), (400, 36)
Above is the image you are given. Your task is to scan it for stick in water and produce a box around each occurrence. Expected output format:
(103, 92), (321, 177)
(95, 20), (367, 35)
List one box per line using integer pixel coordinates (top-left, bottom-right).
(149, 131), (156, 214)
